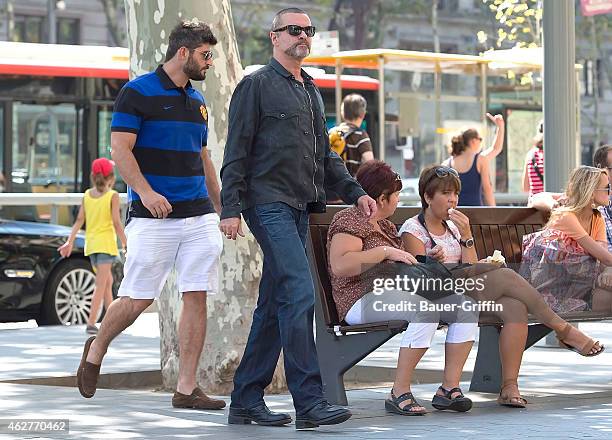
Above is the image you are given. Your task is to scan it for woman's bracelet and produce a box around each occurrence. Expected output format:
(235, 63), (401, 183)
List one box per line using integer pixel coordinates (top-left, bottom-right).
(382, 246), (388, 259)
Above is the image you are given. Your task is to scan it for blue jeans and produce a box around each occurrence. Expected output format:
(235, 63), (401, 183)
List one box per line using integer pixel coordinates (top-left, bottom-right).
(230, 202), (324, 414)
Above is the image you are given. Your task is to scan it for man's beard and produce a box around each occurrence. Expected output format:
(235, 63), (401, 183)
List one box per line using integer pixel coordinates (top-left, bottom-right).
(285, 40), (310, 60)
(183, 55), (207, 81)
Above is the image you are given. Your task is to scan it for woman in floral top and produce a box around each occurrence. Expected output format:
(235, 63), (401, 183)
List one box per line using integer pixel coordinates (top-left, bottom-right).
(328, 161), (604, 416)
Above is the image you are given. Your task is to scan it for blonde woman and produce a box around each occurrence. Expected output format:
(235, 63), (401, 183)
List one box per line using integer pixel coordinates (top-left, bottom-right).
(541, 166), (612, 313)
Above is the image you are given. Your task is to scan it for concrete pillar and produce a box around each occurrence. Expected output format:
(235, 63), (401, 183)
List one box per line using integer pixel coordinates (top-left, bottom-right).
(542, 0), (577, 192)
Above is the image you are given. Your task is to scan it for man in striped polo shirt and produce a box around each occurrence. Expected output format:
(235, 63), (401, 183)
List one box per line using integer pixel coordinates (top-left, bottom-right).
(76, 20), (225, 411)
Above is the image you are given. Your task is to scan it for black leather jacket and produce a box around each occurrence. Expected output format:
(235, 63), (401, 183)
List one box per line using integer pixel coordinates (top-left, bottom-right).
(220, 57), (366, 219)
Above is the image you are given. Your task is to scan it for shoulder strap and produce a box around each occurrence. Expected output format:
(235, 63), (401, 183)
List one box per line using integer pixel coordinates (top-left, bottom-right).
(342, 125), (359, 140)
(417, 211), (437, 248)
(531, 154), (543, 182)
(418, 211), (460, 246)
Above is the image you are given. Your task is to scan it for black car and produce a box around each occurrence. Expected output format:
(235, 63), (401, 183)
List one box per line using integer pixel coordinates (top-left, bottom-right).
(0, 218), (122, 325)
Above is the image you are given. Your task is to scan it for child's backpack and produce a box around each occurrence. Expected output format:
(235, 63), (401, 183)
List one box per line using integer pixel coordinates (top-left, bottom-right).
(328, 123), (359, 160)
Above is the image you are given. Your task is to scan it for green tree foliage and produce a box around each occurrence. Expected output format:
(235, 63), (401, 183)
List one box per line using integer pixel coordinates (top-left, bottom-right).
(477, 0), (542, 50)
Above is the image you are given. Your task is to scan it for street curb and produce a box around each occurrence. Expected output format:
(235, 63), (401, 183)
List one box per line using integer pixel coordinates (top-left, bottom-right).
(345, 365), (471, 386)
(2, 369), (162, 390)
(0, 365), (461, 392)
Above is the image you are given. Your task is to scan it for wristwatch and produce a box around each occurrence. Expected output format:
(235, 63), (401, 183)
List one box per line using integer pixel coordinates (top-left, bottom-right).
(459, 237), (475, 248)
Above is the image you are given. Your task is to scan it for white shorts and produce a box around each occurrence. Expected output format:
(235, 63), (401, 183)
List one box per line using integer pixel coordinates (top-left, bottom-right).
(118, 213), (223, 299)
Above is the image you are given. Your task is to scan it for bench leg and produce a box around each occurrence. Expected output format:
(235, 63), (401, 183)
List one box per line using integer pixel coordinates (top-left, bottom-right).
(316, 329), (397, 405)
(470, 324), (553, 393)
(525, 324), (552, 349)
(470, 326), (503, 393)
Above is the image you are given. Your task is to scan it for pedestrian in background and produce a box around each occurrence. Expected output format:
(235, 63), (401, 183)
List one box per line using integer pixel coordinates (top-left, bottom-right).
(329, 93), (374, 176)
(443, 113), (505, 206)
(58, 157), (127, 334)
(522, 120), (544, 197)
(327, 93), (374, 203)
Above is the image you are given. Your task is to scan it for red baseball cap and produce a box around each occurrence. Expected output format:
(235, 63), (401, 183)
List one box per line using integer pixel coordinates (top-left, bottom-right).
(91, 158), (115, 177)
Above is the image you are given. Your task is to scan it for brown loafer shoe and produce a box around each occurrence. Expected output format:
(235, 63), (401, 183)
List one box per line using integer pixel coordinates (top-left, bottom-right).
(172, 387), (226, 410)
(76, 336), (101, 398)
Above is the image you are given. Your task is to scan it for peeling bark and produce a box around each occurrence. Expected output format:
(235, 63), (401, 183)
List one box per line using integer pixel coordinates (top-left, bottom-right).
(123, 0), (286, 394)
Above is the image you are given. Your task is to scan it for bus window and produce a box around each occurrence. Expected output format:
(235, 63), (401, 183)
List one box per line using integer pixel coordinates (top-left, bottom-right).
(97, 106), (126, 192)
(11, 102), (79, 223)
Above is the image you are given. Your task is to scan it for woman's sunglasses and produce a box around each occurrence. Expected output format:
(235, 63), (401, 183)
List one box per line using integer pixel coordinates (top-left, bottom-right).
(273, 24), (316, 38)
(423, 166), (459, 188)
(595, 184), (612, 195)
(434, 166), (459, 178)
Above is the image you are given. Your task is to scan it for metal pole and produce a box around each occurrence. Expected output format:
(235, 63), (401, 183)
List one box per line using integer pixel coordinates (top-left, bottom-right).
(480, 62), (494, 188)
(480, 63), (487, 124)
(378, 56), (385, 162)
(335, 59), (342, 126)
(434, 66), (442, 164)
(542, 0), (576, 192)
(575, 69), (581, 163)
(47, 0), (57, 44)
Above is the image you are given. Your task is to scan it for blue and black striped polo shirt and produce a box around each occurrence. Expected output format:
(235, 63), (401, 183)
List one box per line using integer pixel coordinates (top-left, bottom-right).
(111, 65), (214, 219)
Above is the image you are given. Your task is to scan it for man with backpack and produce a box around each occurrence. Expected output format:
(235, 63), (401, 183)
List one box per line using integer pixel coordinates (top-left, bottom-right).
(327, 93), (374, 202)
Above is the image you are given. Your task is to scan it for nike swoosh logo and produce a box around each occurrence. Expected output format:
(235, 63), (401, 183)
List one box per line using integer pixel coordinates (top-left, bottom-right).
(163, 105), (174, 110)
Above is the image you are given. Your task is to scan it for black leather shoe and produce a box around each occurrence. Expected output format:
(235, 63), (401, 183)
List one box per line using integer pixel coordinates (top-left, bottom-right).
(295, 401), (352, 429)
(228, 402), (292, 426)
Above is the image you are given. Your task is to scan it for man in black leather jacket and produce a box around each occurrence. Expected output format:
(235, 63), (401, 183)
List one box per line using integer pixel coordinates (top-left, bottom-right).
(220, 7), (376, 430)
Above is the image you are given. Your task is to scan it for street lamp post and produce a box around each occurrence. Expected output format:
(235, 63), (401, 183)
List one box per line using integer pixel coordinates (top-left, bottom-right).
(47, 0), (57, 44)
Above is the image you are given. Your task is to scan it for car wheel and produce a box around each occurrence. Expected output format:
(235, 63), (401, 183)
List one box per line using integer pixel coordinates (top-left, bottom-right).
(40, 259), (97, 326)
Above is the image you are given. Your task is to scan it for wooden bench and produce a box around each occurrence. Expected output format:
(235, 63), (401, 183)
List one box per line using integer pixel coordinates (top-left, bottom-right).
(307, 206), (612, 405)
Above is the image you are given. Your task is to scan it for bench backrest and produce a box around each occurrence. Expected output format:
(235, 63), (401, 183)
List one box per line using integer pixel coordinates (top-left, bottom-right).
(309, 206), (547, 328)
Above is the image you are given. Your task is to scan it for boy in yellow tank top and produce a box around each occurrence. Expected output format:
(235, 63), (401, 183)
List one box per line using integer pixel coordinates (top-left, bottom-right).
(58, 158), (127, 334)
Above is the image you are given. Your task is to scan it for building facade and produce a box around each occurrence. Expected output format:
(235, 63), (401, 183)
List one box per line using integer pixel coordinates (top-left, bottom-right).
(0, 0), (125, 46)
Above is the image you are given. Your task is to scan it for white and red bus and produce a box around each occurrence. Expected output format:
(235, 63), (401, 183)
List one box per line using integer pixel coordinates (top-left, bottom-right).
(0, 41), (378, 223)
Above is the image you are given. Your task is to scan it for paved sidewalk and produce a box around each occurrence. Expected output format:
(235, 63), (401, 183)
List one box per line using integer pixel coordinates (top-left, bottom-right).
(1, 382), (611, 439)
(3, 315), (611, 392)
(0, 313), (160, 388)
(357, 321), (612, 394)
(1, 316), (611, 438)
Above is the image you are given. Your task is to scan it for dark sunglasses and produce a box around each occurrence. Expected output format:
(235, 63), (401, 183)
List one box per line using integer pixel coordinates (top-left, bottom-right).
(190, 48), (213, 61)
(273, 24), (316, 37)
(434, 166), (459, 178)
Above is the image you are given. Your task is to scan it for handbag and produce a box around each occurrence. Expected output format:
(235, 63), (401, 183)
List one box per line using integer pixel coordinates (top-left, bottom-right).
(519, 228), (597, 313)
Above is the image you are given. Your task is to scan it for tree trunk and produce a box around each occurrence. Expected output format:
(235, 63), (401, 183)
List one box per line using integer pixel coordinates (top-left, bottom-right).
(6, 0), (14, 41)
(99, 0), (125, 46)
(351, 0), (375, 50)
(123, 0), (285, 395)
(431, 0), (440, 53)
